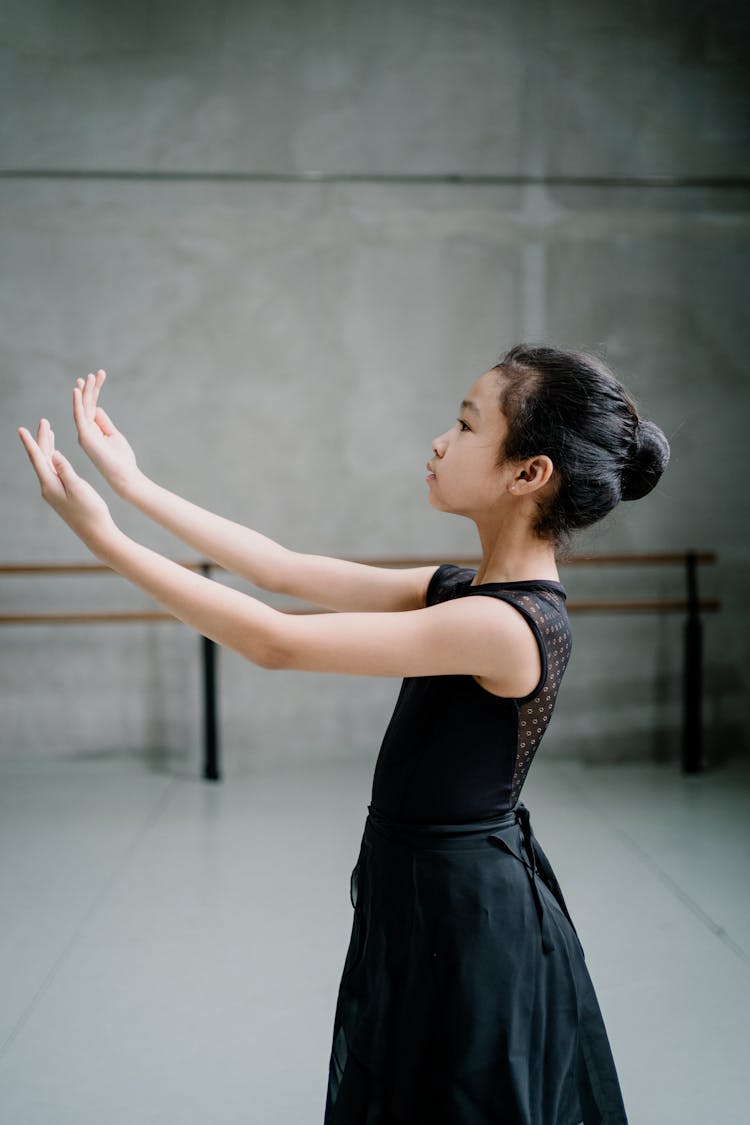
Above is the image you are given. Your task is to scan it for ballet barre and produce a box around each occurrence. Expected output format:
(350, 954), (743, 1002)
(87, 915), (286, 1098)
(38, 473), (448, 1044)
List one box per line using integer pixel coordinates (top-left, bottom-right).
(0, 550), (718, 780)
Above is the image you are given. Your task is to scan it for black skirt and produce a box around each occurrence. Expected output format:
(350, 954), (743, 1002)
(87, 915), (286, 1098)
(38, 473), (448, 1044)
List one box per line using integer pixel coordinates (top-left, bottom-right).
(324, 802), (628, 1125)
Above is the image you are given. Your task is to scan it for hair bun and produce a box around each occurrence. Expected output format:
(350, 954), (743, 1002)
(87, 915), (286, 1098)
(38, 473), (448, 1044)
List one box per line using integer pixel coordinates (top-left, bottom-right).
(621, 418), (670, 501)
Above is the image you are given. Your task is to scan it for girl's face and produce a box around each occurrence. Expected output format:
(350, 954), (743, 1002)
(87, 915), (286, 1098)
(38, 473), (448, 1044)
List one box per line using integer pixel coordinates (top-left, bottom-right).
(426, 370), (514, 518)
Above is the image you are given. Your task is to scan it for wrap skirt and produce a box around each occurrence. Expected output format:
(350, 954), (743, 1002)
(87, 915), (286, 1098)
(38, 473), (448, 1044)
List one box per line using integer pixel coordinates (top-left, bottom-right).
(324, 802), (628, 1125)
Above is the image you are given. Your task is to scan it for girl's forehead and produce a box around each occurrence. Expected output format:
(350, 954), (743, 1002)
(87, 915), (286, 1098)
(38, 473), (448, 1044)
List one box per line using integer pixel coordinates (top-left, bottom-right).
(465, 369), (502, 404)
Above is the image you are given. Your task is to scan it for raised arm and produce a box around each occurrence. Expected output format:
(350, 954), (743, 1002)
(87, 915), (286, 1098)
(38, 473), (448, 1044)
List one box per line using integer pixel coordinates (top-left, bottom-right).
(73, 371), (437, 612)
(17, 420), (541, 696)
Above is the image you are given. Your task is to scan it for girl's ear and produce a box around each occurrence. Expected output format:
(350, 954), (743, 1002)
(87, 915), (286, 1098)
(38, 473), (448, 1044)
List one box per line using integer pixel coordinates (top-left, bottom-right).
(515, 455), (554, 494)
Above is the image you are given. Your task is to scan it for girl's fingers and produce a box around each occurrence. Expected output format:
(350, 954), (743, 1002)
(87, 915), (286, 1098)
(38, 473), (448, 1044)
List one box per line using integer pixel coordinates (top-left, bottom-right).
(94, 406), (116, 436)
(18, 426), (59, 491)
(75, 370), (106, 427)
(94, 370), (106, 406)
(82, 369), (106, 420)
(73, 384), (93, 435)
(83, 373), (96, 418)
(50, 450), (75, 485)
(36, 417), (53, 460)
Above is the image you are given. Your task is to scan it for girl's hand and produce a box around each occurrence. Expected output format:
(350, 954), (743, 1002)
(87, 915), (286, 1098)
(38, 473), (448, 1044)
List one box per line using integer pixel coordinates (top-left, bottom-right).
(18, 418), (118, 550)
(73, 370), (139, 494)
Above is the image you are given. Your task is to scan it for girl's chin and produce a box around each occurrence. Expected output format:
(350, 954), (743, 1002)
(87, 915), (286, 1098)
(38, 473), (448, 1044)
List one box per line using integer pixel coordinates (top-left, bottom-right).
(427, 491), (449, 511)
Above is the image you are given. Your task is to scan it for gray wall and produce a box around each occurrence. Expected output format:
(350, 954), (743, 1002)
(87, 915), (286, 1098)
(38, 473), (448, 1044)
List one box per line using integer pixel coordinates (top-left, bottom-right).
(3, 0), (748, 776)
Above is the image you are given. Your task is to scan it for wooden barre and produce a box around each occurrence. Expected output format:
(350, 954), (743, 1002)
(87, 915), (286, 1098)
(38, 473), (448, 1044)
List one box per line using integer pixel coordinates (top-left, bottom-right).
(566, 597), (720, 613)
(1, 612), (181, 624)
(0, 551), (718, 576)
(0, 561), (198, 575)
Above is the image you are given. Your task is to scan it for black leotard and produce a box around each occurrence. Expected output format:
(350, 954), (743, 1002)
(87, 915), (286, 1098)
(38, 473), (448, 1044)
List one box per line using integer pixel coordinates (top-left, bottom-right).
(369, 563), (572, 824)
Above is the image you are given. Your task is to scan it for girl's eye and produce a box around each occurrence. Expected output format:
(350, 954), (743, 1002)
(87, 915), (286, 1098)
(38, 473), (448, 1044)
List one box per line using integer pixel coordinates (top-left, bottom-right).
(457, 419), (470, 432)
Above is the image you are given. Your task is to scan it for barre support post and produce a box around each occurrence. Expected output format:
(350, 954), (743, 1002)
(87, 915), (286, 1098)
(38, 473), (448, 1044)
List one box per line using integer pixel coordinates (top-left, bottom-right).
(682, 550), (703, 774)
(201, 563), (221, 782)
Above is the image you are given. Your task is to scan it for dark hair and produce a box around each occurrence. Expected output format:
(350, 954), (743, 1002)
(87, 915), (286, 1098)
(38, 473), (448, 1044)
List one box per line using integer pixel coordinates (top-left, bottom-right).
(493, 344), (670, 546)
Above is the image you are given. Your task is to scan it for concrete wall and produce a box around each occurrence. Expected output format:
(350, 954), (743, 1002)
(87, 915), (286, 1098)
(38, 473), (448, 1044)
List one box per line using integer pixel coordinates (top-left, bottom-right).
(3, 0), (748, 777)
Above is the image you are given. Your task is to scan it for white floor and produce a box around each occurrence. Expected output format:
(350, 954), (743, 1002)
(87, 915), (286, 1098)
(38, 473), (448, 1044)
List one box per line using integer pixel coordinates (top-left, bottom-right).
(0, 749), (748, 1125)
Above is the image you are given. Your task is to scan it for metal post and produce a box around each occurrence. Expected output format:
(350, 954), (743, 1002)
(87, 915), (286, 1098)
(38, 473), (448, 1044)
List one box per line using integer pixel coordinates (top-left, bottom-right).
(201, 563), (221, 781)
(682, 551), (703, 774)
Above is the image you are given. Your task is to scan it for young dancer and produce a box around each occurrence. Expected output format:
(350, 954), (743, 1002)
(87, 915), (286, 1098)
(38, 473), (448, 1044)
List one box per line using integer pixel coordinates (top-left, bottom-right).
(18, 344), (669, 1123)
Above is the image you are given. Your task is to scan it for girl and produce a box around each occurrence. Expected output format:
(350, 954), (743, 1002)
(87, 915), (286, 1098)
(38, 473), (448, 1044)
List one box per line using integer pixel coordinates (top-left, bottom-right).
(18, 344), (669, 1124)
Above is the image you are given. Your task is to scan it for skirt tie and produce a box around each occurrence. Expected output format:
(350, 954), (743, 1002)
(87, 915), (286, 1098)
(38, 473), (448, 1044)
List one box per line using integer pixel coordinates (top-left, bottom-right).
(486, 801), (561, 954)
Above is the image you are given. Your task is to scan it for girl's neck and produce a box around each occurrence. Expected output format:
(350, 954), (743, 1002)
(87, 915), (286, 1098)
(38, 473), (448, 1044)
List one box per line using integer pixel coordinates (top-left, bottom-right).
(472, 519), (559, 585)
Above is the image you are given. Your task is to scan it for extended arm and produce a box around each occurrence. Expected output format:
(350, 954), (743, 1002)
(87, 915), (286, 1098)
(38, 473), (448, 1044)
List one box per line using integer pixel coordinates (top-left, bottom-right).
(73, 371), (436, 612)
(17, 423), (540, 695)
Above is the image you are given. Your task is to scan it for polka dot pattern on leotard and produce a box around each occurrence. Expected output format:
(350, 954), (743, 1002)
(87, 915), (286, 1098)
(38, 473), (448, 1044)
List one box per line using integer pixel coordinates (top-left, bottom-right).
(508, 590), (572, 805)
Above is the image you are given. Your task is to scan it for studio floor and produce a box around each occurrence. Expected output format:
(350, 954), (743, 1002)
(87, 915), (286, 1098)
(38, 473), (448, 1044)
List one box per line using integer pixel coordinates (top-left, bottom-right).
(0, 748), (748, 1125)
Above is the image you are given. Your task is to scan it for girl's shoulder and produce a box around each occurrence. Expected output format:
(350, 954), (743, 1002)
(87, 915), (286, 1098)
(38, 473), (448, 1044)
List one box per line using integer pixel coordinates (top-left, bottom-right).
(425, 563), (477, 604)
(426, 563), (567, 609)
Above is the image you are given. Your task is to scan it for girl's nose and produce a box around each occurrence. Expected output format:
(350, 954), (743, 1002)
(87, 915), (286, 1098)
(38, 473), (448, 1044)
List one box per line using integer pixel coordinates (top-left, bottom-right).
(432, 433), (448, 457)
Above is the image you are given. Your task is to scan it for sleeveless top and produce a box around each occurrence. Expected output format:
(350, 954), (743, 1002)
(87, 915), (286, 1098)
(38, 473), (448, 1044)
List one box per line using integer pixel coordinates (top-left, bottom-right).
(369, 563), (573, 824)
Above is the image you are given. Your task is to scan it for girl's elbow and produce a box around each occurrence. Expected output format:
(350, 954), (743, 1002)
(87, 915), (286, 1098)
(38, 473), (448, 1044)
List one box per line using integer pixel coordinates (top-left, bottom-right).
(238, 611), (296, 670)
(251, 636), (294, 670)
(263, 547), (298, 598)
